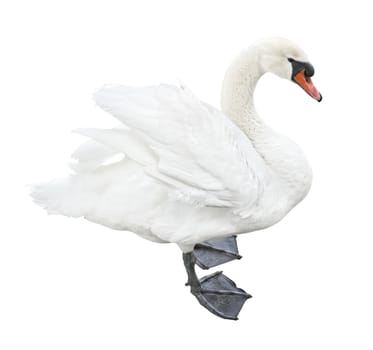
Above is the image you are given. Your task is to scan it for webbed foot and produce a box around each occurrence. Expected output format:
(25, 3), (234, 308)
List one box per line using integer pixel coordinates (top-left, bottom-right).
(183, 251), (250, 320)
(193, 271), (251, 320)
(193, 236), (241, 269)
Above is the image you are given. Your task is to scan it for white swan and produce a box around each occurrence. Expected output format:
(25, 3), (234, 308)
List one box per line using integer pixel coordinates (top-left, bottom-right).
(31, 37), (321, 320)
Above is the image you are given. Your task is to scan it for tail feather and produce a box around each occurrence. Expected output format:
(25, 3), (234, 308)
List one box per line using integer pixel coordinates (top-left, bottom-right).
(31, 176), (95, 217)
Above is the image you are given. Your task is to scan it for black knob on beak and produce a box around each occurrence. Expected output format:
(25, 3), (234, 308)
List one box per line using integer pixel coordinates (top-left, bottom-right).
(304, 63), (314, 78)
(288, 58), (315, 79)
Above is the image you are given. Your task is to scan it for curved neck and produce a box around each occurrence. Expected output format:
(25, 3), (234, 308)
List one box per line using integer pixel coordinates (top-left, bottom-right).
(221, 48), (265, 138)
(220, 47), (313, 205)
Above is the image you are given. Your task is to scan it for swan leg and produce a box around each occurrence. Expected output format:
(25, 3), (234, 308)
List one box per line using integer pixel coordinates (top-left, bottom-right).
(193, 236), (242, 270)
(183, 252), (251, 320)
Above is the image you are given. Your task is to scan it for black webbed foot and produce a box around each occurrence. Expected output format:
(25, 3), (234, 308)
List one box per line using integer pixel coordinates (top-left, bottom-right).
(193, 236), (241, 269)
(193, 271), (251, 320)
(183, 251), (250, 320)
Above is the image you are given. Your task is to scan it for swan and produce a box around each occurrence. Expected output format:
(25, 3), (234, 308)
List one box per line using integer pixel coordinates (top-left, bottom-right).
(31, 37), (321, 320)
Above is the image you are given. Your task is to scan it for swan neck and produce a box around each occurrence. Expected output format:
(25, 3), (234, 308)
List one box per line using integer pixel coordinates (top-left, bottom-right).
(220, 47), (313, 205)
(221, 49), (264, 137)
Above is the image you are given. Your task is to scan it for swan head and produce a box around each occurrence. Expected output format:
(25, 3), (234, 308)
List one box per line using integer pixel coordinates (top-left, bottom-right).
(256, 37), (322, 102)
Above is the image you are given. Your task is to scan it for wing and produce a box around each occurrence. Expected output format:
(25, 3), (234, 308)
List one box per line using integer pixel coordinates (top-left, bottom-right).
(86, 83), (269, 217)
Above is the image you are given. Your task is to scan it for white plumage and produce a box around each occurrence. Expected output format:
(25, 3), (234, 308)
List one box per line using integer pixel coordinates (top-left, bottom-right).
(32, 37), (319, 252)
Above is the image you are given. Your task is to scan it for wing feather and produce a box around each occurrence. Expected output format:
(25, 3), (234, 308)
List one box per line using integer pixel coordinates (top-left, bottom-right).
(92, 84), (269, 214)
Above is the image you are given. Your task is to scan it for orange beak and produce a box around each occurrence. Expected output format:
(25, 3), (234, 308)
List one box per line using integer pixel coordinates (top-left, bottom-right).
(293, 69), (322, 102)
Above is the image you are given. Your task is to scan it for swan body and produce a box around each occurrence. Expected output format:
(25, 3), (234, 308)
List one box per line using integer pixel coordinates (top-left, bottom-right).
(32, 37), (320, 253)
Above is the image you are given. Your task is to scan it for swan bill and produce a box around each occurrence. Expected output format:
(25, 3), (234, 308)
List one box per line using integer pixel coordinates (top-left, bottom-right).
(293, 69), (322, 102)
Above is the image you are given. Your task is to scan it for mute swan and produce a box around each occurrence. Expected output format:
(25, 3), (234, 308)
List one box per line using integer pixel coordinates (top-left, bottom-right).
(31, 37), (321, 320)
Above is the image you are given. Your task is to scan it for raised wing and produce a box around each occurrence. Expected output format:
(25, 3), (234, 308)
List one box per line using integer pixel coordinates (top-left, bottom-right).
(87, 84), (269, 216)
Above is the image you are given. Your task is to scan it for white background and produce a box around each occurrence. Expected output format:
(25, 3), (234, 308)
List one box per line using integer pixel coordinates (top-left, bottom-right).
(1, 0), (372, 349)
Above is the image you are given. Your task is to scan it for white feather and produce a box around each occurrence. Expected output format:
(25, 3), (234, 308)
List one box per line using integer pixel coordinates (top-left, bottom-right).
(31, 38), (314, 252)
